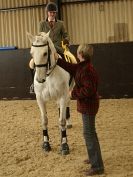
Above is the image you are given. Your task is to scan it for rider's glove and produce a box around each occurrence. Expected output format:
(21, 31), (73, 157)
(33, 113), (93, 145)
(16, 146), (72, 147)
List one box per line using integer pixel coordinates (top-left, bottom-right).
(63, 39), (69, 45)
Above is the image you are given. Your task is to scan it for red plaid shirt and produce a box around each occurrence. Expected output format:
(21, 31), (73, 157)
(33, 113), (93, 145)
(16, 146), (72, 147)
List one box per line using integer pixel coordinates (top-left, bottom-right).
(57, 59), (99, 115)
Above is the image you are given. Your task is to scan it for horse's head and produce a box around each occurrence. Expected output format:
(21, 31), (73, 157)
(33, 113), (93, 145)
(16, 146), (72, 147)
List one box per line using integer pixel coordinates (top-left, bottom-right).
(27, 31), (56, 83)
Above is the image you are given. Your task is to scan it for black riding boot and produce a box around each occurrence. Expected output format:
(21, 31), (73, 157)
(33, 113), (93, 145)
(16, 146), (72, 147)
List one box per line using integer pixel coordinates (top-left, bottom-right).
(29, 68), (35, 94)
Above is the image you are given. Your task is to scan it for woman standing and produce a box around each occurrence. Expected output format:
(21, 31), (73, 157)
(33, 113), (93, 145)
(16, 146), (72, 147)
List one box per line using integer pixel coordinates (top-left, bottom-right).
(55, 44), (104, 176)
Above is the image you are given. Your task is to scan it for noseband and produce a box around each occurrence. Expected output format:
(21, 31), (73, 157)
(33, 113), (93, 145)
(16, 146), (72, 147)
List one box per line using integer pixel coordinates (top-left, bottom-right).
(32, 42), (51, 69)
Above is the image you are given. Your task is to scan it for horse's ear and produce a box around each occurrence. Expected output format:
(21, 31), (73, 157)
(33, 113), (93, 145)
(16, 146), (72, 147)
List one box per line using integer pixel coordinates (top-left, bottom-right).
(27, 32), (35, 43)
(45, 31), (50, 38)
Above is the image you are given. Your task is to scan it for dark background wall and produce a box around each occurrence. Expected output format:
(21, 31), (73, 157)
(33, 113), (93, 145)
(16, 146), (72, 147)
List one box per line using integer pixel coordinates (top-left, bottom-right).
(0, 49), (34, 99)
(0, 42), (133, 100)
(92, 42), (133, 98)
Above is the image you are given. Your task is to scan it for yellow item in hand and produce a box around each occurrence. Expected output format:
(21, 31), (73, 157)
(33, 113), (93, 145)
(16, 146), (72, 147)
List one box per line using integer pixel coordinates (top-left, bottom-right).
(62, 41), (77, 64)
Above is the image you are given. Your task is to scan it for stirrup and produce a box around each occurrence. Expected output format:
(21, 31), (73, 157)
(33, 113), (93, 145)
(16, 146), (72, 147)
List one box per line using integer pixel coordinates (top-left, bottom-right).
(30, 83), (35, 94)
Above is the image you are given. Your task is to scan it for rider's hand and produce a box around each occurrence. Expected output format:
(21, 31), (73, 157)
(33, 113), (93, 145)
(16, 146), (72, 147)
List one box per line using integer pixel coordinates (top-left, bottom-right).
(54, 52), (59, 60)
(63, 39), (69, 45)
(69, 90), (72, 98)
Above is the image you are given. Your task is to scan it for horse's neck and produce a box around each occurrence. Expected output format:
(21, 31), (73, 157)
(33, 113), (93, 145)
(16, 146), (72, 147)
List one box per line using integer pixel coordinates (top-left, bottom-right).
(48, 38), (56, 66)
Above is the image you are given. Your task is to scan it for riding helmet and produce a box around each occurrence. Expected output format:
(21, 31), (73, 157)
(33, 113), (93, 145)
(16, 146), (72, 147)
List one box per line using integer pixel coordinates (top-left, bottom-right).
(46, 2), (58, 12)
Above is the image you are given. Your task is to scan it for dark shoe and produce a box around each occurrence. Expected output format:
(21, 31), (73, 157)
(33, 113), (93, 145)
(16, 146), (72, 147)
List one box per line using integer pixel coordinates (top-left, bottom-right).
(30, 83), (35, 94)
(85, 168), (104, 176)
(84, 159), (90, 164)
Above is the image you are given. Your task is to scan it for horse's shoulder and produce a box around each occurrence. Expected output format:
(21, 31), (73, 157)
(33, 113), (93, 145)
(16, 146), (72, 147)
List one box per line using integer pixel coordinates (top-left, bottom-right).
(55, 65), (70, 80)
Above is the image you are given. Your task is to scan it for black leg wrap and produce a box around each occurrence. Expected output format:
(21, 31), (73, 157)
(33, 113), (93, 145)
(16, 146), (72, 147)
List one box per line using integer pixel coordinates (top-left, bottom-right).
(66, 107), (70, 120)
(60, 129), (69, 155)
(43, 129), (48, 136)
(61, 130), (67, 138)
(43, 129), (49, 141)
(42, 129), (51, 151)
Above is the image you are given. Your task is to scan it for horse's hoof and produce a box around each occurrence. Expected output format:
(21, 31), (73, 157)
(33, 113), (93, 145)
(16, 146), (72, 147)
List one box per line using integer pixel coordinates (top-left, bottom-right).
(60, 143), (69, 155)
(67, 124), (72, 129)
(42, 142), (51, 152)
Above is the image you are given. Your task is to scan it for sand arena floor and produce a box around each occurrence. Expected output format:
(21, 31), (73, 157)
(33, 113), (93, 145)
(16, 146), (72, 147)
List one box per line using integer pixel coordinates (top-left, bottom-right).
(0, 99), (133, 177)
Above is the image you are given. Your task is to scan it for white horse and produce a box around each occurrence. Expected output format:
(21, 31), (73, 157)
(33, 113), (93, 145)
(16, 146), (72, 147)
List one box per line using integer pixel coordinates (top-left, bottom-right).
(27, 31), (71, 155)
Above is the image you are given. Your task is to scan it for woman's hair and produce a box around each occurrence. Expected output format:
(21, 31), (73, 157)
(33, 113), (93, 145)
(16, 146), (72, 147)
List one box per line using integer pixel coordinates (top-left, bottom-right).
(77, 44), (93, 61)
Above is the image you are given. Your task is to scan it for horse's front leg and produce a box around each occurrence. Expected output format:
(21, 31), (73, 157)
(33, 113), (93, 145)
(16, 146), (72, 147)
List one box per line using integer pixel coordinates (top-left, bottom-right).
(59, 98), (70, 155)
(36, 96), (51, 152)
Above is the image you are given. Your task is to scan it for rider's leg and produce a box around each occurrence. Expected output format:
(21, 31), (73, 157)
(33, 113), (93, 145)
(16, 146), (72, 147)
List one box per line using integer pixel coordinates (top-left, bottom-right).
(29, 68), (35, 94)
(29, 58), (35, 94)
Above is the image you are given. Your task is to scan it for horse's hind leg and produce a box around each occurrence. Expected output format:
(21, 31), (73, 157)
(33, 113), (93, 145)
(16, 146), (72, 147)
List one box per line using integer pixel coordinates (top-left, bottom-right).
(59, 99), (70, 155)
(36, 97), (51, 152)
(66, 100), (72, 129)
(66, 78), (75, 129)
(58, 100), (72, 129)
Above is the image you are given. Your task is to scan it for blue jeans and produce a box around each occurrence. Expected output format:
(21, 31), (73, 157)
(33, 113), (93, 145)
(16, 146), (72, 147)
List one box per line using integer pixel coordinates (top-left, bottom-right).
(82, 114), (104, 171)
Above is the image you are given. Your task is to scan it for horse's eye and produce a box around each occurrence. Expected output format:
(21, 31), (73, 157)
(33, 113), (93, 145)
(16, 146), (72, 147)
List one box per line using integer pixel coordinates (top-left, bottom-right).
(44, 52), (47, 56)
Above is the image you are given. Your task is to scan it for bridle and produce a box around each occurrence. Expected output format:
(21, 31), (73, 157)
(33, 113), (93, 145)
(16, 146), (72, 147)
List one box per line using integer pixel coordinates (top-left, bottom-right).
(32, 41), (51, 70)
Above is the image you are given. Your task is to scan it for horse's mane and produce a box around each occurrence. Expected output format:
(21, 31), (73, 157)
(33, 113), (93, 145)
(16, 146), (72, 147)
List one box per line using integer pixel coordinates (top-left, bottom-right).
(39, 32), (56, 53)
